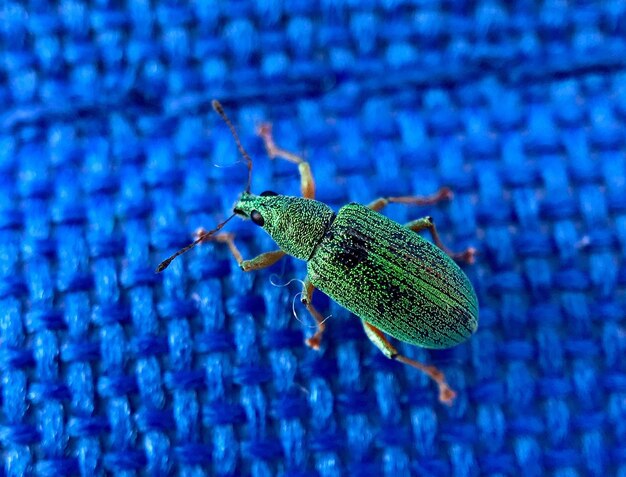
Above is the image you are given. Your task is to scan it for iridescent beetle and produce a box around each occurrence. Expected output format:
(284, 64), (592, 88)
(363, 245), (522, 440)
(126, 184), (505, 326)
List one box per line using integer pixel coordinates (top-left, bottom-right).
(157, 101), (478, 403)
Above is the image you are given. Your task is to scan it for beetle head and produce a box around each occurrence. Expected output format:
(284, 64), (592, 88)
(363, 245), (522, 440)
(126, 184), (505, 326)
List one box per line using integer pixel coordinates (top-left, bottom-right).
(233, 190), (278, 223)
(234, 191), (335, 260)
(156, 101), (332, 272)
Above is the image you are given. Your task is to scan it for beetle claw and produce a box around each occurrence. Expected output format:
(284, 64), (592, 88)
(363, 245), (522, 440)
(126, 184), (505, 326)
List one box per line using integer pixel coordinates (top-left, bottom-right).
(256, 122), (271, 136)
(306, 336), (321, 350)
(438, 187), (454, 201)
(439, 386), (456, 405)
(455, 246), (477, 264)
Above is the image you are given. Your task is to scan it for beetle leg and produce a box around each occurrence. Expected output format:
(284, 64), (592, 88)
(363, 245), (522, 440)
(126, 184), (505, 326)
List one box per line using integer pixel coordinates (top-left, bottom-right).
(300, 277), (327, 350)
(404, 217), (475, 264)
(237, 249), (286, 271)
(361, 321), (456, 405)
(257, 123), (315, 199)
(366, 187), (452, 211)
(198, 230), (286, 271)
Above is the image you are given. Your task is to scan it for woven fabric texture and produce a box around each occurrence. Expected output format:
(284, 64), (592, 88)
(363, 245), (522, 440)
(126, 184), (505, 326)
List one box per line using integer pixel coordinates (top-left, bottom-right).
(1, 1), (626, 476)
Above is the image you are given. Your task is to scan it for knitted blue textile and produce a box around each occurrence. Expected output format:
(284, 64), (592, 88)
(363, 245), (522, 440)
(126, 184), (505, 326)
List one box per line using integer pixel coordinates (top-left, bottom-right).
(2, 1), (626, 476)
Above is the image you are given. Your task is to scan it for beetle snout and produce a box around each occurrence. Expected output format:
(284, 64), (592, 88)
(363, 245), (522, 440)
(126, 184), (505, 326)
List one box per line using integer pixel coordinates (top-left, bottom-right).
(233, 207), (255, 220)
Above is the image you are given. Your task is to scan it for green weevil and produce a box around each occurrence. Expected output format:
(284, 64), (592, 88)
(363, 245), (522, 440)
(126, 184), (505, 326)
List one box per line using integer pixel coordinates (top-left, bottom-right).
(157, 101), (479, 404)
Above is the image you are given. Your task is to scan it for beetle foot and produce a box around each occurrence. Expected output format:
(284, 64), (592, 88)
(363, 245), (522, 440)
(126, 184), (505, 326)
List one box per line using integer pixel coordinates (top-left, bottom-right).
(256, 122), (272, 138)
(439, 386), (457, 405)
(435, 186), (453, 202)
(453, 246), (476, 264)
(395, 356), (457, 405)
(306, 335), (322, 350)
(425, 365), (456, 405)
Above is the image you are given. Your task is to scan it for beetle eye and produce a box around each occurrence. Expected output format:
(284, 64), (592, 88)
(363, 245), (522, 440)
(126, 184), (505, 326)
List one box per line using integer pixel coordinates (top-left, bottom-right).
(260, 190), (278, 197)
(250, 210), (265, 226)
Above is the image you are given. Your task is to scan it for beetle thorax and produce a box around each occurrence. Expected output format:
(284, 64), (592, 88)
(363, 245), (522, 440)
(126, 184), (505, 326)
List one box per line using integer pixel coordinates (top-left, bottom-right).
(233, 193), (335, 261)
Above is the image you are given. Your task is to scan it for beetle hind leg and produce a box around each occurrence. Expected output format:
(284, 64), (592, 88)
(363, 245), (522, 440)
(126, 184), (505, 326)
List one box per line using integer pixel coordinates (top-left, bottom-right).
(366, 187), (452, 211)
(361, 321), (456, 405)
(365, 189), (475, 264)
(404, 217), (475, 264)
(257, 123), (315, 199)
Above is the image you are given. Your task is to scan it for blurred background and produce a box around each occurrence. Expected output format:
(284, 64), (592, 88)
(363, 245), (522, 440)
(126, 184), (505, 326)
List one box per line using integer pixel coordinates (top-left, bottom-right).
(1, 1), (625, 476)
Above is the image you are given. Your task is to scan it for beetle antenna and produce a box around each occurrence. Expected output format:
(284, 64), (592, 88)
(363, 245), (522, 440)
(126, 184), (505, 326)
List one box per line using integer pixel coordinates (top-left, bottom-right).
(155, 213), (237, 273)
(212, 100), (253, 193)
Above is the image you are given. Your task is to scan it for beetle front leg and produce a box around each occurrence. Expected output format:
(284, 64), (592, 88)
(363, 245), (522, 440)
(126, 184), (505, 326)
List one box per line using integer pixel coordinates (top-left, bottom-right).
(257, 123), (315, 199)
(361, 321), (456, 405)
(366, 187), (452, 211)
(300, 277), (327, 350)
(404, 217), (475, 264)
(198, 230), (286, 271)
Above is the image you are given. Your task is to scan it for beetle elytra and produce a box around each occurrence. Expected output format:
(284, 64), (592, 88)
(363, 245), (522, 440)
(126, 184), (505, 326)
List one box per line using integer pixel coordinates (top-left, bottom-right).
(157, 101), (479, 404)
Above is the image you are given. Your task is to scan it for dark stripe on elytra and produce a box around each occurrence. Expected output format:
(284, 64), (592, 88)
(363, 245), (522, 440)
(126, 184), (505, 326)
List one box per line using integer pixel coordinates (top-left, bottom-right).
(316, 206), (474, 343)
(390, 296), (462, 345)
(362, 216), (473, 337)
(314, 258), (458, 346)
(337, 256), (458, 345)
(370, 267), (466, 345)
(367, 215), (476, 313)
(386, 267), (471, 344)
(323, 233), (466, 343)
(331, 231), (370, 270)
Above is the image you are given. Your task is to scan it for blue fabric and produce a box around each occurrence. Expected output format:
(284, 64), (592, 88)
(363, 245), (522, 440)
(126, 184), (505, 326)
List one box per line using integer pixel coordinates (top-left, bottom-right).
(1, 1), (625, 476)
